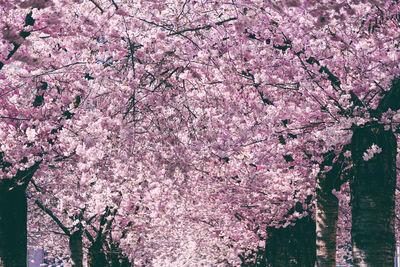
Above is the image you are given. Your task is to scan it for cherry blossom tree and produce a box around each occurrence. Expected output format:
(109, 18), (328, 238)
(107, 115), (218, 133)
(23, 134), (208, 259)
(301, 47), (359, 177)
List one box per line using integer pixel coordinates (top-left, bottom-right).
(2, 0), (400, 266)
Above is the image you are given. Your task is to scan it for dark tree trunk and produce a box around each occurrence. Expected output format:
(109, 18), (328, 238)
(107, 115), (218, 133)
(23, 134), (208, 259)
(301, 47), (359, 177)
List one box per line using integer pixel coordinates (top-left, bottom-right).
(69, 230), (83, 267)
(264, 214), (315, 267)
(86, 207), (113, 267)
(315, 151), (344, 267)
(316, 172), (338, 267)
(88, 241), (107, 267)
(108, 243), (131, 267)
(0, 180), (27, 267)
(350, 122), (396, 267)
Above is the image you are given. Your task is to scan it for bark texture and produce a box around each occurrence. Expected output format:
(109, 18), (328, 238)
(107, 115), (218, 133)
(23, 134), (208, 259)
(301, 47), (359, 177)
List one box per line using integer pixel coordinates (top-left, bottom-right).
(108, 242), (131, 267)
(315, 151), (344, 267)
(69, 230), (83, 267)
(350, 123), (396, 267)
(316, 172), (338, 267)
(0, 179), (27, 267)
(88, 241), (107, 267)
(264, 213), (315, 267)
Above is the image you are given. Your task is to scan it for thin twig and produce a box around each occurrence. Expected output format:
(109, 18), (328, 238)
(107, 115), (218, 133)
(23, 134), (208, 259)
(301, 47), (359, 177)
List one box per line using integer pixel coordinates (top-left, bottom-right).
(34, 198), (71, 236)
(110, 0), (119, 10)
(168, 17), (237, 36)
(0, 116), (29, 121)
(88, 0), (104, 13)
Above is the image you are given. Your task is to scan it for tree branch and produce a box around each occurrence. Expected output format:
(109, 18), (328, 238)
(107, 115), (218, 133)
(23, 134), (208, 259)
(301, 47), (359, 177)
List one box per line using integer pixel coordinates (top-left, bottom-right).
(168, 17), (237, 36)
(88, 0), (104, 13)
(34, 199), (71, 236)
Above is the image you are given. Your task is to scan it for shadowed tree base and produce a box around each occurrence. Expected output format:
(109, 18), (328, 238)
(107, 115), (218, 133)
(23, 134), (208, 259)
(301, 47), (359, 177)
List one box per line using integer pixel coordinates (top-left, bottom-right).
(316, 177), (338, 267)
(315, 150), (348, 267)
(263, 214), (315, 267)
(351, 123), (396, 267)
(70, 230), (83, 267)
(0, 180), (27, 267)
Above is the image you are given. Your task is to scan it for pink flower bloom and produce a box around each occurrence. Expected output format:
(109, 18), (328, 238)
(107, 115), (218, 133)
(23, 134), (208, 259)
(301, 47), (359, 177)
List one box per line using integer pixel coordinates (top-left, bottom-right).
(362, 144), (382, 161)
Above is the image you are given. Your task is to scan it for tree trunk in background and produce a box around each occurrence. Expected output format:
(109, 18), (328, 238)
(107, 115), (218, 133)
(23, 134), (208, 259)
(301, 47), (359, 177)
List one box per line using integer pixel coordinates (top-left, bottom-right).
(108, 242), (131, 267)
(316, 173), (338, 267)
(70, 230), (83, 267)
(88, 241), (107, 267)
(350, 123), (396, 267)
(264, 214), (315, 267)
(315, 153), (343, 267)
(0, 180), (27, 267)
